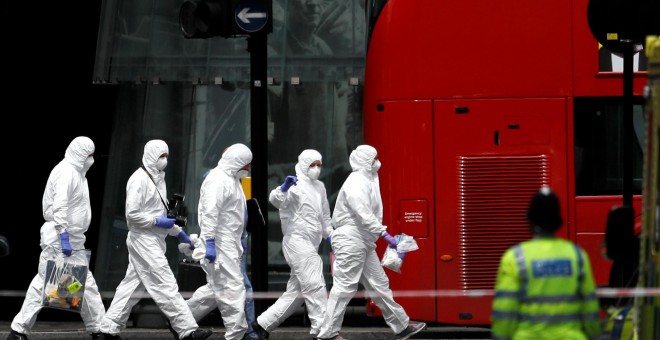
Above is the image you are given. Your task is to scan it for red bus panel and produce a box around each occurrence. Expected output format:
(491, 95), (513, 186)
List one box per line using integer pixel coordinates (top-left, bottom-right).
(366, 99), (436, 322)
(433, 98), (568, 324)
(363, 0), (648, 326)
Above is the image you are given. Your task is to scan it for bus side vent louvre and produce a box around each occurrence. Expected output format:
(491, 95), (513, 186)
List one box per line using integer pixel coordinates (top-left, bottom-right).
(457, 154), (549, 290)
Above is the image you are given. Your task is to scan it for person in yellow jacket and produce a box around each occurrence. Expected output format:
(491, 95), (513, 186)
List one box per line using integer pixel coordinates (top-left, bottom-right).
(491, 186), (601, 339)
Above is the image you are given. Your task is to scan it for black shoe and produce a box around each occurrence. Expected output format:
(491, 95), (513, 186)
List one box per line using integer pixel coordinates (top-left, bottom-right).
(99, 333), (122, 340)
(242, 334), (259, 340)
(181, 329), (212, 340)
(91, 333), (102, 340)
(395, 322), (427, 340)
(7, 330), (29, 340)
(251, 321), (269, 339)
(315, 336), (348, 340)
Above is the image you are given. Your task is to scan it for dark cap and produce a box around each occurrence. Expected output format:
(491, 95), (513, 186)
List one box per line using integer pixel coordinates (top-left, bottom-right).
(527, 186), (563, 232)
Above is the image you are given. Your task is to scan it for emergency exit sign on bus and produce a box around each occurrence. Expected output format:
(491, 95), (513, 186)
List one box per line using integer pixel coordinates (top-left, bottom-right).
(399, 200), (428, 238)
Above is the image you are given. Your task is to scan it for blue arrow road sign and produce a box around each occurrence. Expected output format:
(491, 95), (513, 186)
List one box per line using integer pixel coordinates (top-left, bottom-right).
(235, 0), (268, 33)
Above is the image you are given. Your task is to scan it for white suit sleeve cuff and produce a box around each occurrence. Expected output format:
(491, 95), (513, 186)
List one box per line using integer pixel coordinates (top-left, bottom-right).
(168, 225), (183, 237)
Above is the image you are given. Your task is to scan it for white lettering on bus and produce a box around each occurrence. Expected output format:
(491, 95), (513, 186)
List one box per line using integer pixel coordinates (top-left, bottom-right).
(403, 211), (423, 223)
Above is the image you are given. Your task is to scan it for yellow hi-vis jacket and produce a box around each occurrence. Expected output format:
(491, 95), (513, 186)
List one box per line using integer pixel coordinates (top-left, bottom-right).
(491, 237), (602, 339)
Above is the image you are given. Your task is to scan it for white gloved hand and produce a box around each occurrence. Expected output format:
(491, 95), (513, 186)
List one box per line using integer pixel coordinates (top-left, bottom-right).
(178, 242), (193, 257)
(191, 237), (206, 262)
(177, 233), (200, 257)
(191, 234), (204, 249)
(168, 224), (183, 237)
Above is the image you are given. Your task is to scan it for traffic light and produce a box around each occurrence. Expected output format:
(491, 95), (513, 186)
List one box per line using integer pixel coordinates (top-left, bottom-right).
(179, 0), (272, 39)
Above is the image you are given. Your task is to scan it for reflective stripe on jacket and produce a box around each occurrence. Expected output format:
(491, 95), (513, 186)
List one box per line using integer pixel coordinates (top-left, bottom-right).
(491, 237), (601, 339)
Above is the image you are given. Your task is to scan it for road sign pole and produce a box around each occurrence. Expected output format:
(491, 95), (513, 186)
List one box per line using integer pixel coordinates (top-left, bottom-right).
(248, 30), (269, 315)
(622, 40), (634, 208)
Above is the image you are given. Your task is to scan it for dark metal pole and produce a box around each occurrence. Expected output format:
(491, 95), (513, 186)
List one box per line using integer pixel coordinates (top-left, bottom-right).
(622, 40), (634, 208)
(248, 32), (269, 313)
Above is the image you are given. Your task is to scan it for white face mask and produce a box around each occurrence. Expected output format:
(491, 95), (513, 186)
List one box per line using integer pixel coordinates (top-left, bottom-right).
(236, 169), (249, 178)
(156, 157), (168, 171)
(372, 160), (381, 173)
(83, 156), (94, 172)
(308, 166), (321, 180)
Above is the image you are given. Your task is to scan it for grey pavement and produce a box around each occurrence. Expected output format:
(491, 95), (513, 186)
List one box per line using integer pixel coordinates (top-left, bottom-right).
(0, 322), (491, 339)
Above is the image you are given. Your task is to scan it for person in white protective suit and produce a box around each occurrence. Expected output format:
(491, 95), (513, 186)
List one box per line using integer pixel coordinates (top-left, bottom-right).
(99, 140), (212, 340)
(7, 136), (105, 340)
(186, 143), (252, 340)
(251, 149), (334, 340)
(175, 173), (259, 339)
(315, 145), (427, 340)
(181, 228), (259, 340)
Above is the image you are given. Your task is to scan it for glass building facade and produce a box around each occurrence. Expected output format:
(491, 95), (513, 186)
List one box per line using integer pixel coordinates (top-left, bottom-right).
(91, 0), (366, 298)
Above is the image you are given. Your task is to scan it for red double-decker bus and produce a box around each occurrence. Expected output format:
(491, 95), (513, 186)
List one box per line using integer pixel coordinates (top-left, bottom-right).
(362, 0), (649, 325)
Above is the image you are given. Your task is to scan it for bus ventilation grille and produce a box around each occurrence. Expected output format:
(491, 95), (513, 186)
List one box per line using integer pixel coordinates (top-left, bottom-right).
(457, 154), (549, 290)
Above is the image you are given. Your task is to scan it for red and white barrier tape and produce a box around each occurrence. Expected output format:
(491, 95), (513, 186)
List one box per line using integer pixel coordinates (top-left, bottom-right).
(1, 287), (659, 299)
(346, 288), (660, 299)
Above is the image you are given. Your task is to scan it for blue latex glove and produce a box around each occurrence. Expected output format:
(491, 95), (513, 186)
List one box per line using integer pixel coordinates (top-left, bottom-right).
(155, 216), (176, 229)
(398, 251), (407, 260)
(205, 238), (216, 263)
(280, 175), (298, 192)
(326, 236), (332, 244)
(59, 231), (72, 257)
(178, 231), (194, 249)
(382, 232), (397, 248)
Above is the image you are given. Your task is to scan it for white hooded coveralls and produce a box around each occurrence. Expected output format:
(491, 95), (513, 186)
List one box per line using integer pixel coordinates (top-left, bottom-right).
(11, 137), (105, 335)
(100, 140), (200, 338)
(186, 143), (252, 340)
(316, 145), (410, 339)
(256, 149), (333, 336)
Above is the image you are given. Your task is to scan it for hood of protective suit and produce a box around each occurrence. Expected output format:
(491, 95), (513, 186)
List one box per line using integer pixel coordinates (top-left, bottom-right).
(218, 143), (253, 176)
(64, 136), (95, 172)
(142, 140), (169, 176)
(349, 145), (377, 173)
(295, 149), (322, 179)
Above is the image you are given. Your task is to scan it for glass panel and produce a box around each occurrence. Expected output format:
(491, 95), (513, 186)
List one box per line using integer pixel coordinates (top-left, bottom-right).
(94, 0), (366, 84)
(96, 80), (362, 290)
(94, 0), (366, 292)
(181, 84), (252, 234)
(574, 97), (646, 196)
(95, 83), (196, 287)
(266, 79), (361, 288)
